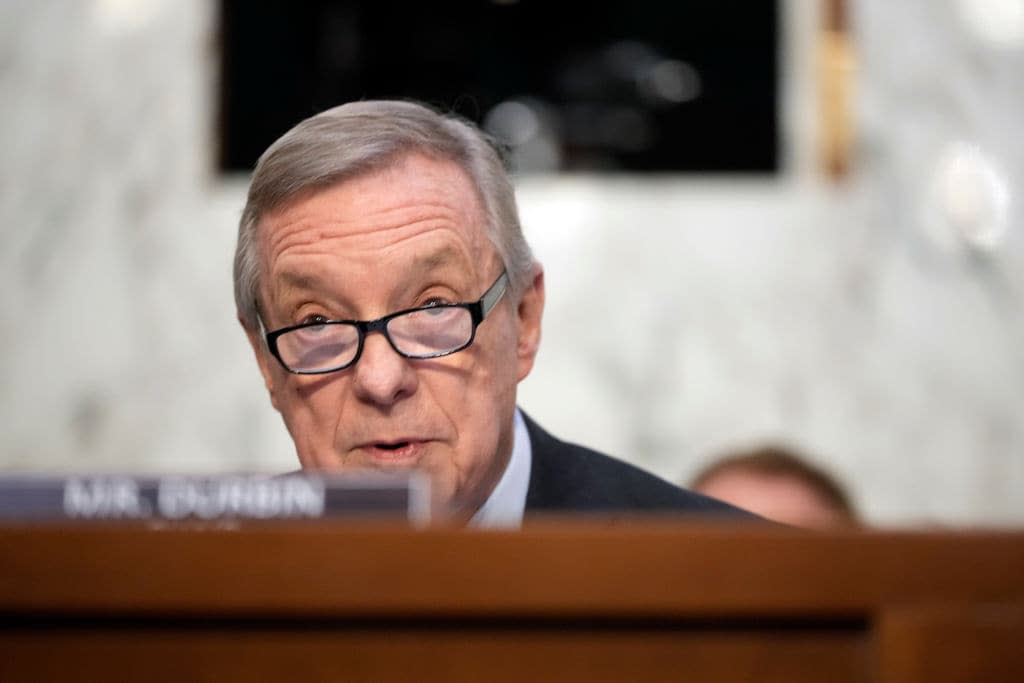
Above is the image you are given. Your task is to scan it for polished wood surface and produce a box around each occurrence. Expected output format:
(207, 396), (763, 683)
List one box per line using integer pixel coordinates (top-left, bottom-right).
(1, 522), (1022, 681)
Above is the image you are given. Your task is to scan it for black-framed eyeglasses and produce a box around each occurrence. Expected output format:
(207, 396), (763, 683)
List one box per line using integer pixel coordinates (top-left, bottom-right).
(262, 271), (509, 375)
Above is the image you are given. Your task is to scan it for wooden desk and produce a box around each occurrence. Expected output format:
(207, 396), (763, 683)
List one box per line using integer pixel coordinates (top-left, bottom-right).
(2, 522), (1022, 681)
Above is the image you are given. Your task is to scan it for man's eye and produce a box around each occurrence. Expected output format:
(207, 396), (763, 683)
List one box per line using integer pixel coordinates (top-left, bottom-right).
(302, 314), (330, 326)
(421, 299), (452, 313)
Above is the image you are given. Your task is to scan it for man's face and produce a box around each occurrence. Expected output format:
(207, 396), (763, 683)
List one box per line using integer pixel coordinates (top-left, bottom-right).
(246, 153), (544, 516)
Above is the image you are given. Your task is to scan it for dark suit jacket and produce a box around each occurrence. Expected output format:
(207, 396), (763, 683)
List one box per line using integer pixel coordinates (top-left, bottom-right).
(523, 414), (756, 519)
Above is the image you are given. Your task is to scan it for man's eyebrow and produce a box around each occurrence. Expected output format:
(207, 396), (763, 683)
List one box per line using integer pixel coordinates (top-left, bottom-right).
(277, 271), (322, 292)
(410, 245), (463, 273)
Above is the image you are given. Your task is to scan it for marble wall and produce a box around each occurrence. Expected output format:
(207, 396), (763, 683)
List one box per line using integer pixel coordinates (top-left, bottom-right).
(1, 0), (1022, 525)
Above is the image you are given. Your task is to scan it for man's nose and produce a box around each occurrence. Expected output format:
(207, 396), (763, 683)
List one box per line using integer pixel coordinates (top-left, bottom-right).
(351, 331), (418, 406)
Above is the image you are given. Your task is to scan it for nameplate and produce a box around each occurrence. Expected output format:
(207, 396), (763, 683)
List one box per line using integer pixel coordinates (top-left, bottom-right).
(0, 473), (430, 524)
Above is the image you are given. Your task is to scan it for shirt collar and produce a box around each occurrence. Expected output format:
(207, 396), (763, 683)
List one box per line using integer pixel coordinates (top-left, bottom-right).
(469, 408), (531, 528)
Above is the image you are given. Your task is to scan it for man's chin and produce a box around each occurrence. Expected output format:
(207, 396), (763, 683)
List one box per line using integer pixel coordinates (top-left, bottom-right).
(429, 489), (476, 525)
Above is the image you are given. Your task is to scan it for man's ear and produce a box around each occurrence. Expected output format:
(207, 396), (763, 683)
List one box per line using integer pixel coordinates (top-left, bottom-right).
(241, 317), (282, 412)
(515, 264), (545, 382)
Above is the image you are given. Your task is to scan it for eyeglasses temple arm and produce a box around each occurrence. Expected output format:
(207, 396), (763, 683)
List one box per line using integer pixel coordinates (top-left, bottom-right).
(480, 272), (509, 319)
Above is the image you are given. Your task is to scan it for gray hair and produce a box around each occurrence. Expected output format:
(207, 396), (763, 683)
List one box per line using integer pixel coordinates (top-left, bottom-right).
(233, 99), (535, 331)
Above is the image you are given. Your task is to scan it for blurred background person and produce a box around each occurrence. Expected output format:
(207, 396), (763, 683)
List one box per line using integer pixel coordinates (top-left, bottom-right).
(689, 445), (859, 529)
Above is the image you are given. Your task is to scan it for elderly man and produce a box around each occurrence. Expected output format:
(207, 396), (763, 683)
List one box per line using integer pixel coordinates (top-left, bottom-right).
(234, 100), (749, 525)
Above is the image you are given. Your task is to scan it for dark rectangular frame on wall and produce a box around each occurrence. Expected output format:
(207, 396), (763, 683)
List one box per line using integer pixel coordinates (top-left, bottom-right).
(218, 0), (779, 175)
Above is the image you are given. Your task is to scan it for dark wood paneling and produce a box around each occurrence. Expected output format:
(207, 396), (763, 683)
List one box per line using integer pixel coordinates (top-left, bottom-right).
(1, 627), (866, 683)
(877, 603), (1024, 683)
(2, 523), (1022, 617)
(1, 522), (1022, 681)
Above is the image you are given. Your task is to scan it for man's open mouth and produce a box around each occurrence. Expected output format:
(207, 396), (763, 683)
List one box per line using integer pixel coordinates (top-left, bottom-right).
(375, 441), (410, 451)
(358, 439), (426, 463)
